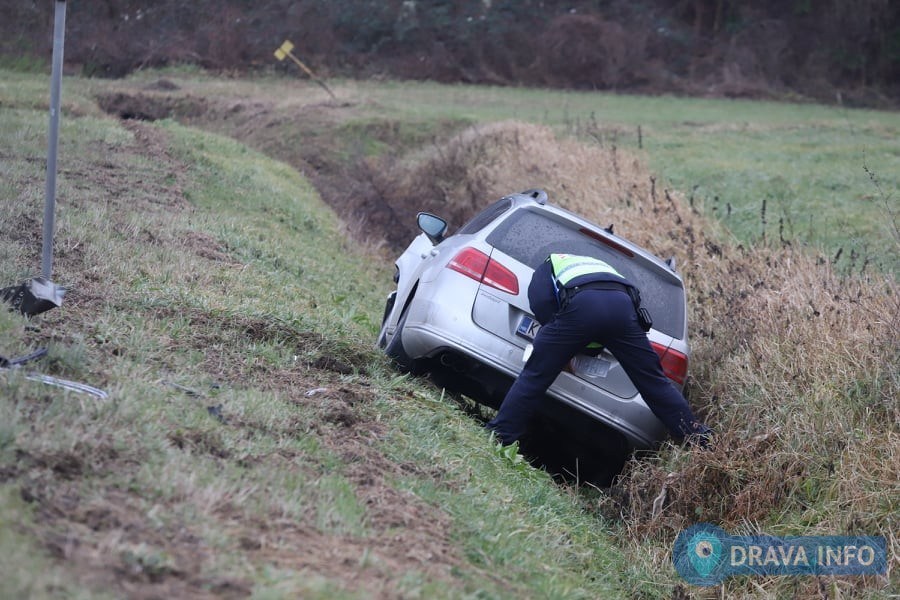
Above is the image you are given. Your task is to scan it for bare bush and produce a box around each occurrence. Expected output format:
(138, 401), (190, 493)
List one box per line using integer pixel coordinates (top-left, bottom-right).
(536, 15), (649, 90)
(373, 121), (647, 235)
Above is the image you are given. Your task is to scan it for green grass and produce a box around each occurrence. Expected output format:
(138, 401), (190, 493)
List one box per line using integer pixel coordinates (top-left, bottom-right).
(0, 74), (640, 598)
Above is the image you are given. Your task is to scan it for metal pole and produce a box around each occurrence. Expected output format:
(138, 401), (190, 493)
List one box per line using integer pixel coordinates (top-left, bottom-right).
(42, 0), (67, 279)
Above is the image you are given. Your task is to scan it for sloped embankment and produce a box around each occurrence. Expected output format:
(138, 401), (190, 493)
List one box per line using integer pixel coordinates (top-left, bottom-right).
(0, 113), (471, 597)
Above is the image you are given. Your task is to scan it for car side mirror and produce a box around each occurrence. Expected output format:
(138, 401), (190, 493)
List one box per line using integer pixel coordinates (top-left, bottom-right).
(417, 212), (448, 245)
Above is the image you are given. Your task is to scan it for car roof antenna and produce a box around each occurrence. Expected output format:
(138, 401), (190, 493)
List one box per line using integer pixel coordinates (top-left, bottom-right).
(604, 224), (614, 234)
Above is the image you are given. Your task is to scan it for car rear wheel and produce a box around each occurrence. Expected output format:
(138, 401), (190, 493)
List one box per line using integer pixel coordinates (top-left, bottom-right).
(376, 291), (397, 349)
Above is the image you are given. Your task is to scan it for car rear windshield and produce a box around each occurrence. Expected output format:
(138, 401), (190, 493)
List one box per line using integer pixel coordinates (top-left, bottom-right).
(485, 209), (686, 338)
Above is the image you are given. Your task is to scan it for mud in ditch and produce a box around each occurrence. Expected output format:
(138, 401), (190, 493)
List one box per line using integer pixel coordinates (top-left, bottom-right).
(180, 230), (242, 265)
(303, 400), (466, 590)
(135, 304), (373, 384)
(96, 90), (210, 122)
(10, 436), (250, 597)
(16, 477), (254, 599)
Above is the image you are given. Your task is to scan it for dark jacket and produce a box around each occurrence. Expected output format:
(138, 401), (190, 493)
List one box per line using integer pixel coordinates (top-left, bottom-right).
(527, 257), (634, 326)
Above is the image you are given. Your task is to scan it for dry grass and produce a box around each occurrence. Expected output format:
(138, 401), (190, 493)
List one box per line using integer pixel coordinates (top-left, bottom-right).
(375, 121), (647, 234)
(380, 121), (899, 595)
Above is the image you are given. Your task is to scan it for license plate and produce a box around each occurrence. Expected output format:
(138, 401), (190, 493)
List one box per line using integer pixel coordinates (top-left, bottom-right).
(516, 315), (541, 340)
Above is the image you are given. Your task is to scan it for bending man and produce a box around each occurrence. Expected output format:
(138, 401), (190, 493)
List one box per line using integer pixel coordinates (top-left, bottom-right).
(487, 253), (711, 447)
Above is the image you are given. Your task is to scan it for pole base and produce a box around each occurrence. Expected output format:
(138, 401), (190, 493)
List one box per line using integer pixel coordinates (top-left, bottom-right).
(0, 277), (66, 317)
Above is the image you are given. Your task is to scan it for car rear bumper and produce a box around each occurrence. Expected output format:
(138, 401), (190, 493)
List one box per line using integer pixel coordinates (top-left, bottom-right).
(402, 309), (667, 448)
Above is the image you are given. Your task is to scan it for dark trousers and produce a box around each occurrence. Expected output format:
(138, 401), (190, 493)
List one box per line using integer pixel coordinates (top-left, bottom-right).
(487, 289), (704, 445)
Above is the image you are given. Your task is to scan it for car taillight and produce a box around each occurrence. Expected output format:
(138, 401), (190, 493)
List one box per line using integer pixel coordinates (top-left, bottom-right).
(651, 342), (688, 385)
(447, 247), (519, 295)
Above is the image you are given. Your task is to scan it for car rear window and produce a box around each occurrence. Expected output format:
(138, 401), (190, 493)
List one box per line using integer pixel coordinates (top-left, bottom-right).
(485, 209), (686, 338)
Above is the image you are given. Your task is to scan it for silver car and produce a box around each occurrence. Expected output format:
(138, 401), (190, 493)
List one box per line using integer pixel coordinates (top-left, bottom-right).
(377, 189), (689, 453)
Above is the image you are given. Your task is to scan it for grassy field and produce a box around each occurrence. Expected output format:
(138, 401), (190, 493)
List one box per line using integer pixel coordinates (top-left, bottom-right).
(352, 80), (900, 276)
(1, 68), (898, 598)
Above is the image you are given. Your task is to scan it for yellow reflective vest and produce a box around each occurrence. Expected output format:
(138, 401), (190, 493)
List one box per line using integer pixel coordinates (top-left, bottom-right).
(549, 253), (624, 286)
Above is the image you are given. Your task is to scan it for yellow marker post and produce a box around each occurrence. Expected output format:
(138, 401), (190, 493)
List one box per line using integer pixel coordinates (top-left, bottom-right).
(274, 40), (337, 101)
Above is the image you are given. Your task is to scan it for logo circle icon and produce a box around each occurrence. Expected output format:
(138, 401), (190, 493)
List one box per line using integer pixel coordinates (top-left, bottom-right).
(673, 523), (729, 586)
(695, 539), (715, 559)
